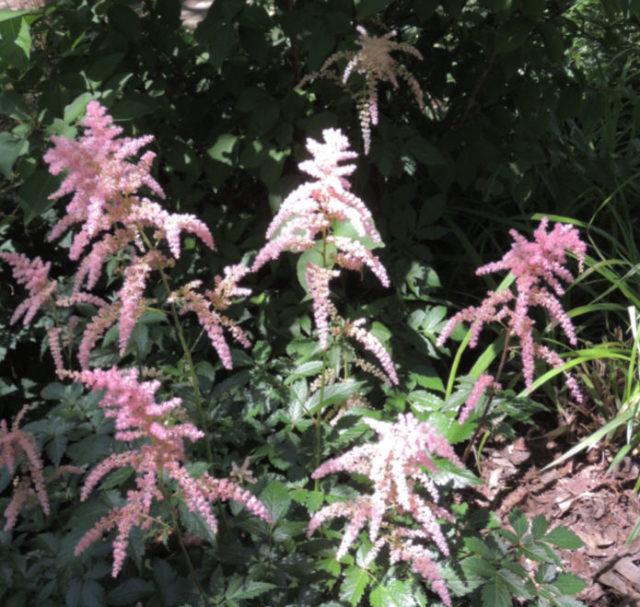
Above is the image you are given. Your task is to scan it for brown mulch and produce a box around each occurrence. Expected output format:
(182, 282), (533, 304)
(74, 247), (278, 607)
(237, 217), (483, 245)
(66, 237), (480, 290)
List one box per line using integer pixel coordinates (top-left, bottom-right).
(469, 433), (640, 605)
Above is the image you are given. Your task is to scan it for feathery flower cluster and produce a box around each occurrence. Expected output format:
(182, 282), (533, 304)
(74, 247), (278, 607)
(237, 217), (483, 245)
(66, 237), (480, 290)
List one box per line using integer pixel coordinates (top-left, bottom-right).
(71, 367), (271, 576)
(0, 253), (57, 325)
(44, 101), (213, 262)
(0, 406), (50, 530)
(40, 102), (216, 363)
(308, 413), (459, 605)
(437, 218), (586, 402)
(168, 264), (252, 370)
(253, 128), (396, 383)
(300, 27), (424, 154)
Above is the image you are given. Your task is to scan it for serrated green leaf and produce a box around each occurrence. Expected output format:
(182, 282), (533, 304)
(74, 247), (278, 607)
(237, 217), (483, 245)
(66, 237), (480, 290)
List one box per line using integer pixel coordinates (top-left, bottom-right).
(544, 526), (583, 550)
(531, 514), (548, 539)
(260, 481), (291, 522)
(370, 579), (418, 607)
(107, 578), (155, 606)
(306, 380), (363, 416)
(518, 543), (551, 562)
(480, 575), (512, 607)
(551, 573), (588, 595)
(340, 566), (369, 606)
(226, 580), (277, 600)
(508, 508), (529, 539)
(465, 535), (495, 560)
(81, 580), (106, 607)
(498, 568), (532, 599)
(460, 555), (497, 579)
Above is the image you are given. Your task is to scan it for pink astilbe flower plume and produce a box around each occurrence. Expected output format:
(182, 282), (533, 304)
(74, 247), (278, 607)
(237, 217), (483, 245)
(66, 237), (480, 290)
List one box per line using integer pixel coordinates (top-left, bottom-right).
(0, 253), (57, 325)
(0, 405), (50, 530)
(169, 264), (252, 370)
(437, 218), (586, 403)
(71, 367), (272, 577)
(308, 413), (459, 605)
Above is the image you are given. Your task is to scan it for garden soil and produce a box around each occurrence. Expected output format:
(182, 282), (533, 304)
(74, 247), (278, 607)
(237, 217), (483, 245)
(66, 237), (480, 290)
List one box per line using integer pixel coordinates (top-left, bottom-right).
(471, 434), (640, 605)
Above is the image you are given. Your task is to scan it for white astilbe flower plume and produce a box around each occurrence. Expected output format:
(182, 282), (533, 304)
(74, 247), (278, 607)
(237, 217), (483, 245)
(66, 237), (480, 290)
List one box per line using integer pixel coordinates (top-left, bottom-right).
(308, 413), (459, 606)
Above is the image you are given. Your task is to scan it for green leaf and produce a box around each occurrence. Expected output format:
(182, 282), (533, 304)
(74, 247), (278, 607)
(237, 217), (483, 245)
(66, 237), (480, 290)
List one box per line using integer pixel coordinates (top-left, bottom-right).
(100, 467), (135, 491)
(107, 578), (154, 606)
(305, 380), (363, 416)
(18, 169), (59, 224)
(508, 508), (529, 539)
(207, 133), (238, 166)
(0, 131), (26, 178)
(370, 580), (418, 607)
(225, 580), (277, 601)
(405, 136), (446, 166)
(81, 580), (106, 607)
(551, 573), (588, 595)
(497, 568), (532, 599)
(465, 536), (495, 560)
(63, 93), (94, 125)
(260, 481), (291, 522)
(460, 555), (497, 579)
(340, 566), (369, 606)
(531, 514), (548, 539)
(355, 0), (394, 18)
(480, 575), (512, 607)
(66, 579), (82, 607)
(178, 503), (217, 544)
(544, 526), (583, 550)
(495, 18), (532, 54)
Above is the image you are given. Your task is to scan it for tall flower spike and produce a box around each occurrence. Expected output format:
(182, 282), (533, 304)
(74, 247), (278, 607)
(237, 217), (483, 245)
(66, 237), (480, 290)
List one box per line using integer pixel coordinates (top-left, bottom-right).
(253, 128), (391, 358)
(1, 405), (50, 530)
(72, 367), (272, 576)
(300, 27), (424, 154)
(308, 413), (458, 605)
(437, 218), (586, 402)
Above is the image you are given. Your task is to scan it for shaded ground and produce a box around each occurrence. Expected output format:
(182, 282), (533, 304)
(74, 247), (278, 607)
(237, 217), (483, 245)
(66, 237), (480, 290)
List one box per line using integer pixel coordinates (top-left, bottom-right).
(472, 434), (640, 605)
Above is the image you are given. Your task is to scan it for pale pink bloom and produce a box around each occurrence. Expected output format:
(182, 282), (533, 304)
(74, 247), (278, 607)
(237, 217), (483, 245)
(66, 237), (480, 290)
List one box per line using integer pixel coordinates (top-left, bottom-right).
(44, 102), (214, 286)
(0, 253), (57, 325)
(0, 405), (50, 530)
(458, 374), (501, 424)
(78, 302), (122, 369)
(328, 235), (389, 287)
(118, 250), (169, 355)
(309, 413), (456, 603)
(72, 367), (271, 576)
(45, 101), (164, 259)
(170, 278), (251, 370)
(438, 218), (586, 402)
(306, 263), (340, 349)
(46, 326), (64, 372)
(344, 319), (398, 385)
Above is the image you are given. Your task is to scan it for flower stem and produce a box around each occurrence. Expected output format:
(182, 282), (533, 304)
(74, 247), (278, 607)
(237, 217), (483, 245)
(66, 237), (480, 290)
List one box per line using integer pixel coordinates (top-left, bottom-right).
(462, 328), (511, 464)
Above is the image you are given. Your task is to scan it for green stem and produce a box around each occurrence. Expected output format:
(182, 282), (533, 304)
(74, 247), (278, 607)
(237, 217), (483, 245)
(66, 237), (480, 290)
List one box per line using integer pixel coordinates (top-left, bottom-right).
(137, 227), (213, 464)
(159, 481), (208, 601)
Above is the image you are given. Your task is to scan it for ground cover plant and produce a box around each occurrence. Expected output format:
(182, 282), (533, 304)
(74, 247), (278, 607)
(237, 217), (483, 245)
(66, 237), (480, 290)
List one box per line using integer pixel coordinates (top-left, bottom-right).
(1, 0), (640, 605)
